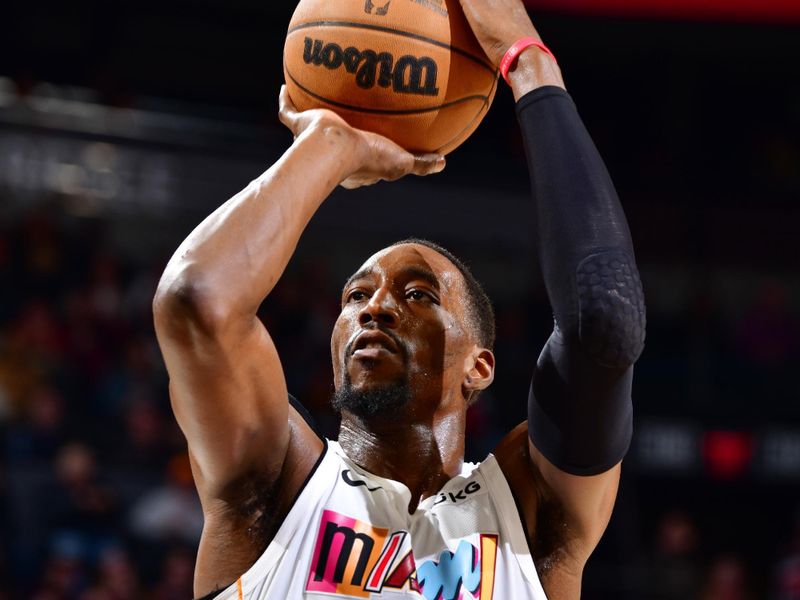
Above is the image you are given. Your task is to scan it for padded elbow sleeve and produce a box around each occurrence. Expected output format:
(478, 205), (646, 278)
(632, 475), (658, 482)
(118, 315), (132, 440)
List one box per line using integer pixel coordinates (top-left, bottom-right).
(528, 333), (635, 476)
(529, 252), (644, 475)
(576, 250), (646, 368)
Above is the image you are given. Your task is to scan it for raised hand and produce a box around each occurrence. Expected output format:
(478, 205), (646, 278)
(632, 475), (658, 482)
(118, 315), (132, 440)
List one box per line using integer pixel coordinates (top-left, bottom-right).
(457, 0), (564, 95)
(278, 86), (445, 189)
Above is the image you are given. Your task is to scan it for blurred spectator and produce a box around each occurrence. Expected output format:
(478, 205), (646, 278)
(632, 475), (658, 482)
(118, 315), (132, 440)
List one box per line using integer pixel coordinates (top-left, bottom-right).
(151, 546), (195, 600)
(78, 547), (142, 600)
(700, 555), (755, 600)
(773, 511), (800, 600)
(115, 395), (175, 471)
(18, 214), (69, 299)
(649, 510), (701, 599)
(775, 556), (800, 600)
(5, 383), (67, 464)
(86, 254), (124, 325)
(62, 288), (114, 384)
(0, 300), (65, 418)
(735, 282), (798, 368)
(30, 537), (89, 600)
(733, 281), (799, 418)
(126, 452), (202, 584)
(45, 443), (120, 561)
(127, 452), (203, 545)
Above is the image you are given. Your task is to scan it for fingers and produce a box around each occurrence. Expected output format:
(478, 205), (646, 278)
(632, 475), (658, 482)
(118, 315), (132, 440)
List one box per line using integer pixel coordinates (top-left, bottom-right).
(380, 152), (445, 182)
(341, 152), (445, 189)
(279, 99), (446, 186)
(411, 153), (446, 177)
(278, 85), (299, 132)
(340, 177), (380, 190)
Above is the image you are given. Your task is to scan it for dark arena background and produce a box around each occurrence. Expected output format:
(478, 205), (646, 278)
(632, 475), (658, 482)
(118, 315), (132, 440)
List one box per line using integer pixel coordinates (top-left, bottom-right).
(1, 0), (799, 598)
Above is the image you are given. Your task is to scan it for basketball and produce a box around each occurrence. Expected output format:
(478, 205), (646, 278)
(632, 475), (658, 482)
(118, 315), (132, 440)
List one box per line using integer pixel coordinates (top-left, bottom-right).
(283, 0), (498, 155)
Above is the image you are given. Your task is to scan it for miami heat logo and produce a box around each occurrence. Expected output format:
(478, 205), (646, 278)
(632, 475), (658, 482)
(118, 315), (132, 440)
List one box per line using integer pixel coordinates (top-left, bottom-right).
(306, 509), (497, 599)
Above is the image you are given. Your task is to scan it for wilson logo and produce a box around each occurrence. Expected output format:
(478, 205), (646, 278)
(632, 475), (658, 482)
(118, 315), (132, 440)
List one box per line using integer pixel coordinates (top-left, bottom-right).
(302, 37), (440, 96)
(306, 509), (497, 599)
(364, 0), (391, 15)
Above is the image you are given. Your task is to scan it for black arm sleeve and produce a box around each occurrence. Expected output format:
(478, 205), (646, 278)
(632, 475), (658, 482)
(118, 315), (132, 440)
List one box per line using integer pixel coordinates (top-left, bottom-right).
(518, 86), (646, 476)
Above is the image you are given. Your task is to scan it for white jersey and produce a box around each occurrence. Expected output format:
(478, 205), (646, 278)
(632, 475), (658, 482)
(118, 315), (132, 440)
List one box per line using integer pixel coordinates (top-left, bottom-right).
(211, 441), (548, 600)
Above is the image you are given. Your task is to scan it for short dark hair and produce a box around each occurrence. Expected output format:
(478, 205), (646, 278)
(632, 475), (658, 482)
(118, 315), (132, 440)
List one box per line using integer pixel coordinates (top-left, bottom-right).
(390, 238), (495, 350)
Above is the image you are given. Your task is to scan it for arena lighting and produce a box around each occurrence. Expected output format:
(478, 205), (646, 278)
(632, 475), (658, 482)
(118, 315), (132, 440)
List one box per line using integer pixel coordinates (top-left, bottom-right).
(702, 430), (754, 480)
(633, 424), (800, 481)
(524, 0), (800, 23)
(761, 431), (800, 479)
(634, 421), (700, 473)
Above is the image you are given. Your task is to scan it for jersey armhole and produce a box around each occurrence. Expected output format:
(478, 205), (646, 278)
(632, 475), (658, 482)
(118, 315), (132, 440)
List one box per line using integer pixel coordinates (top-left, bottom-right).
(192, 411), (329, 600)
(481, 455), (550, 598)
(289, 393), (325, 441)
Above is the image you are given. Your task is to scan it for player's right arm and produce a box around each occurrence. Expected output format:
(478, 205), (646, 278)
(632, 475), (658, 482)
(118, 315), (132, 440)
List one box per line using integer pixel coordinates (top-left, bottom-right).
(153, 86), (443, 531)
(155, 89), (443, 596)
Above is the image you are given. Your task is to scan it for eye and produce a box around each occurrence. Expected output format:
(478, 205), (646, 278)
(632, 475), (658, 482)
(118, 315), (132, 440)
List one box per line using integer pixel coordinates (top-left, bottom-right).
(406, 289), (436, 303)
(345, 289), (369, 303)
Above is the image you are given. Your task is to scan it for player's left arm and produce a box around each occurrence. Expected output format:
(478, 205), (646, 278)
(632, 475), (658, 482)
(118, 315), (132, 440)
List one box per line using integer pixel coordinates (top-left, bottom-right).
(510, 78), (645, 587)
(459, 0), (646, 581)
(516, 79), (645, 582)
(510, 52), (646, 571)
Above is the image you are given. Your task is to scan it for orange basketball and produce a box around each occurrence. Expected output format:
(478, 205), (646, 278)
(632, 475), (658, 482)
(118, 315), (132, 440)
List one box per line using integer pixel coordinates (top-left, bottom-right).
(283, 0), (498, 155)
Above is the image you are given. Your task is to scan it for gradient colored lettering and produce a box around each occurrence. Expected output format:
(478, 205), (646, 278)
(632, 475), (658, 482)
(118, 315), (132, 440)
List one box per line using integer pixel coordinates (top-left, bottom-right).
(416, 535), (497, 600)
(307, 510), (388, 597)
(305, 509), (497, 599)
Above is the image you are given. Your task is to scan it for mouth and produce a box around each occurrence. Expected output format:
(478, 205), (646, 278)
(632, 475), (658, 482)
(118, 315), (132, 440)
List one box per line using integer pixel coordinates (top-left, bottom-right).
(350, 329), (400, 358)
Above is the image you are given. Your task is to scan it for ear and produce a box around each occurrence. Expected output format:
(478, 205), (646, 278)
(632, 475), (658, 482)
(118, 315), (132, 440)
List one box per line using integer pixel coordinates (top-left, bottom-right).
(463, 347), (495, 394)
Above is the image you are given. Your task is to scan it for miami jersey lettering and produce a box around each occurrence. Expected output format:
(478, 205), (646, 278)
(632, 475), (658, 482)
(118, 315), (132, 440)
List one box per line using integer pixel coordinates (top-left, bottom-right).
(306, 509), (497, 599)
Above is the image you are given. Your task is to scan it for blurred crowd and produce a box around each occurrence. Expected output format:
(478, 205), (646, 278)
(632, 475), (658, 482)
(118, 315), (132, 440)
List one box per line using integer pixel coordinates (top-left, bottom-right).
(0, 212), (196, 598)
(1, 210), (799, 599)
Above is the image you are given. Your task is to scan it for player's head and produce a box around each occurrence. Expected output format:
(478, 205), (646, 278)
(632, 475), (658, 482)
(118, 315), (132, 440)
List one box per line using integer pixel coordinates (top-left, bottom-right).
(331, 239), (495, 419)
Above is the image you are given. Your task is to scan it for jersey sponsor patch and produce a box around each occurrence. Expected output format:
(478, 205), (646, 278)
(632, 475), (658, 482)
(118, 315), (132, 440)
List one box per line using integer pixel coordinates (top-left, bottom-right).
(306, 509), (497, 599)
(432, 480), (484, 506)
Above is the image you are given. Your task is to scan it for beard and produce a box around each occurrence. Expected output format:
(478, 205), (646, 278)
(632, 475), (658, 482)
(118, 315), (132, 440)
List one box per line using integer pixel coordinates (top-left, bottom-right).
(331, 373), (411, 418)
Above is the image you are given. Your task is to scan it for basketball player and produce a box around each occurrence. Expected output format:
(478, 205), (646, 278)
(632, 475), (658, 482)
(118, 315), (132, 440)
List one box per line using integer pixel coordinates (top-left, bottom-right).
(153, 0), (646, 598)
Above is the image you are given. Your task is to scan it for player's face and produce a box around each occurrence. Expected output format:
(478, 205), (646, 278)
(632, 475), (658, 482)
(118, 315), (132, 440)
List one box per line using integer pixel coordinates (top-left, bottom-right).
(331, 243), (475, 415)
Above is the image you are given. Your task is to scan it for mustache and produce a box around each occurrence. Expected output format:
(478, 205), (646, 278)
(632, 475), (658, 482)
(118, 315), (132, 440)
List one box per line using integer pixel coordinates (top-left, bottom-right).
(344, 325), (407, 359)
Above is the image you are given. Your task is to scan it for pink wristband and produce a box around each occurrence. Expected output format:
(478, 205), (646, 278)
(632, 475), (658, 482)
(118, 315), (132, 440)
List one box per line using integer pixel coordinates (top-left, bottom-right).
(499, 37), (557, 85)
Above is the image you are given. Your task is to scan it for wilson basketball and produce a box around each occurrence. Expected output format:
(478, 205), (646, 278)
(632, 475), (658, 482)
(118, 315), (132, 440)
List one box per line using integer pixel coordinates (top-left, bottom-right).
(283, 0), (498, 155)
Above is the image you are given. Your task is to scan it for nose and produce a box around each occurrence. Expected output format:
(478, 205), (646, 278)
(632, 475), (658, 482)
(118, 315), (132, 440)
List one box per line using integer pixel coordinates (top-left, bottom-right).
(358, 288), (399, 328)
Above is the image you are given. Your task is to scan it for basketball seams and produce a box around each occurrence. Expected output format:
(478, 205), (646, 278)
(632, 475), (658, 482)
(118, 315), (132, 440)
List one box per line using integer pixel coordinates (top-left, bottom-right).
(287, 20), (495, 75)
(436, 68), (499, 154)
